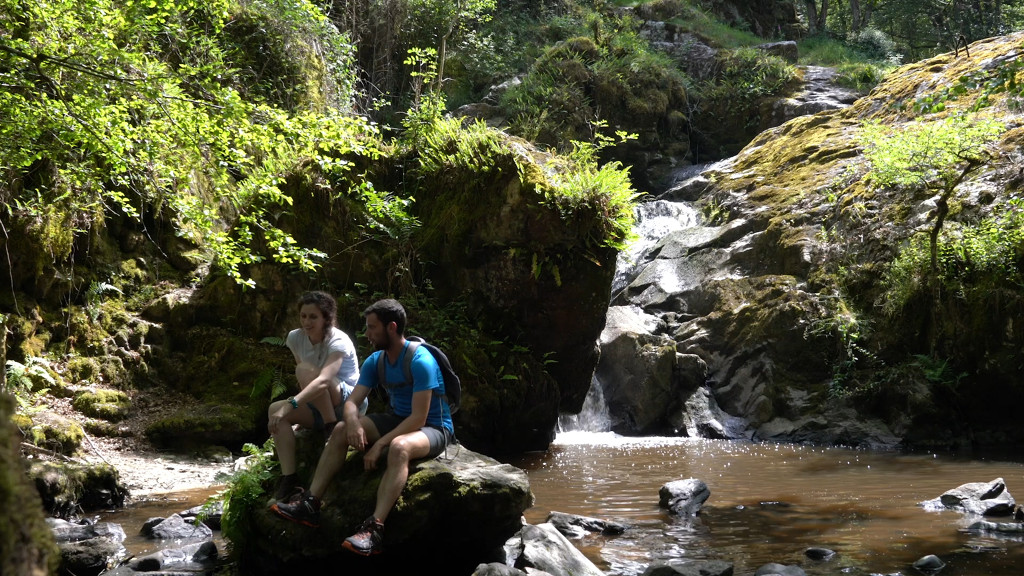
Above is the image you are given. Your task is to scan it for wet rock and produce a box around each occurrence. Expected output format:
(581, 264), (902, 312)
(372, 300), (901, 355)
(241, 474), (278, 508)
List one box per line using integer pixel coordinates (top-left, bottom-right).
(920, 478), (1016, 516)
(140, 513), (213, 541)
(641, 559), (734, 576)
(179, 501), (222, 531)
(503, 523), (604, 576)
(49, 519), (127, 576)
(804, 547), (835, 561)
(126, 540), (218, 572)
(754, 563), (805, 576)
(546, 511), (626, 538)
(49, 519), (126, 545)
(659, 478), (710, 516)
(965, 519), (1024, 535)
(471, 563), (543, 576)
(912, 554), (945, 573)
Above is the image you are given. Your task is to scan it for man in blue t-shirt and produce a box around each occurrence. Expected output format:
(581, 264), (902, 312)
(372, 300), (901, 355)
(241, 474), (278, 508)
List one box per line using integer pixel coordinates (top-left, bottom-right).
(270, 298), (455, 556)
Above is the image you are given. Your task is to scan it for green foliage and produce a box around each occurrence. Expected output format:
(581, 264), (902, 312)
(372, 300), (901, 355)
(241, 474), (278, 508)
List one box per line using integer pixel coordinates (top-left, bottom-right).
(834, 62), (889, 92)
(882, 200), (1024, 314)
(846, 27), (901, 63)
(859, 114), (1004, 192)
(911, 354), (965, 389)
(4, 357), (54, 411)
(700, 46), (797, 108)
(85, 282), (122, 323)
(252, 337), (289, 401)
(212, 438), (277, 543)
(542, 125), (639, 251)
(0, 0), (381, 289)
(915, 57), (1024, 114)
(501, 9), (689, 151)
(806, 298), (875, 399)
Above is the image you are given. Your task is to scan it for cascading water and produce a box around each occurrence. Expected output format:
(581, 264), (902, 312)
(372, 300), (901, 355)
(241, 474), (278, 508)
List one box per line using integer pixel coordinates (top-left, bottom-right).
(557, 374), (612, 433)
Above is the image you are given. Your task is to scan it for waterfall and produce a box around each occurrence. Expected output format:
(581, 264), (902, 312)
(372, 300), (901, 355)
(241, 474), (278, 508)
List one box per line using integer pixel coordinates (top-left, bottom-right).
(557, 374), (612, 433)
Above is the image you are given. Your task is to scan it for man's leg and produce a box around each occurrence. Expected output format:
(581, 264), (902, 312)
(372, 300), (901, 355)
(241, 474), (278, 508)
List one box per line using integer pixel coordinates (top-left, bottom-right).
(342, 430), (433, 556)
(372, 431), (432, 522)
(309, 414), (379, 498)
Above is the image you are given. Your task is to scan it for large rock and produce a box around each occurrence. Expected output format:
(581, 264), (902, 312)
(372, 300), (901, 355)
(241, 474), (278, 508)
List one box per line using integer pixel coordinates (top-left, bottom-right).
(233, 442), (533, 575)
(48, 518), (126, 576)
(920, 477), (1016, 516)
(502, 522), (605, 576)
(597, 305), (743, 438)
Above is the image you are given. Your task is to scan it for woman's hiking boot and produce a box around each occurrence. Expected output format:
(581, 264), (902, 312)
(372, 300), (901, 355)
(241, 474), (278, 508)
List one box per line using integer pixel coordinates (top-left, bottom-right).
(270, 491), (321, 528)
(342, 516), (384, 556)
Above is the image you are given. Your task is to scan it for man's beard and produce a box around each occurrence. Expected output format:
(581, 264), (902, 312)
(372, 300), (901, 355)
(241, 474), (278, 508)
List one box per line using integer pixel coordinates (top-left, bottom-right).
(374, 332), (391, 351)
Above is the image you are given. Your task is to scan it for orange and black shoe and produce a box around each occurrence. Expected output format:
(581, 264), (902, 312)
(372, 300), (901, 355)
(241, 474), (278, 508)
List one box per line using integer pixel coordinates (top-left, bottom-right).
(270, 491), (321, 528)
(342, 516), (385, 556)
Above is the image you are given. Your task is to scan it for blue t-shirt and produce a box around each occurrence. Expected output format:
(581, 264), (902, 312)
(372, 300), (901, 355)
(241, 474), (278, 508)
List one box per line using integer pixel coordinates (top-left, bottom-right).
(357, 341), (454, 434)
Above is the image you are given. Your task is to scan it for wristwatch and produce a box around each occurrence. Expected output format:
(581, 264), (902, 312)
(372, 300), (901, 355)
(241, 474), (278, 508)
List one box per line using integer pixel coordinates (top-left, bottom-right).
(288, 396), (298, 409)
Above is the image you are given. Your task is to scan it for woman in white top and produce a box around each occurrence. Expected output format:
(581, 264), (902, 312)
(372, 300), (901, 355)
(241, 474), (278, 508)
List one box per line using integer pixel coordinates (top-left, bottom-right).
(267, 291), (365, 500)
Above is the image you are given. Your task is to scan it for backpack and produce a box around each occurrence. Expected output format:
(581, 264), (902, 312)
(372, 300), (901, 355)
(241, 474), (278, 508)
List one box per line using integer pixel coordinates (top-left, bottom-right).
(375, 336), (462, 415)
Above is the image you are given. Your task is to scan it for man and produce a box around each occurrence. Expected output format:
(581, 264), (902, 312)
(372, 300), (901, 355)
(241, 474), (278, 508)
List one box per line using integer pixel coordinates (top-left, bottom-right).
(270, 298), (455, 557)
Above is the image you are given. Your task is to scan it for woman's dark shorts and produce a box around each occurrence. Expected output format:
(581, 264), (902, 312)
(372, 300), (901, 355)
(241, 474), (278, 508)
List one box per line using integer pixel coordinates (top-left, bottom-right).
(367, 413), (453, 458)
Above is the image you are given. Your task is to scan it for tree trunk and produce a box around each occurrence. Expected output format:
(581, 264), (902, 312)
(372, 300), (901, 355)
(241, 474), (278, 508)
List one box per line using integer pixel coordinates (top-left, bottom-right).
(803, 0), (819, 34)
(851, 0), (862, 33)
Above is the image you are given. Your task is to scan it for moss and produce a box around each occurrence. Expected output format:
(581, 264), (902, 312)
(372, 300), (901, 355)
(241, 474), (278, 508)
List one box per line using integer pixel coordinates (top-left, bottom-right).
(72, 389), (131, 422)
(27, 460), (126, 516)
(29, 417), (85, 456)
(0, 394), (60, 575)
(65, 356), (101, 384)
(65, 306), (111, 355)
(145, 404), (257, 451)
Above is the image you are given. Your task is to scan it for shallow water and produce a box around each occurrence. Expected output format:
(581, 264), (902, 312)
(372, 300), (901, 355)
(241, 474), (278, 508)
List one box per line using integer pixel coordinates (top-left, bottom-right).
(98, 435), (1024, 576)
(502, 432), (1024, 576)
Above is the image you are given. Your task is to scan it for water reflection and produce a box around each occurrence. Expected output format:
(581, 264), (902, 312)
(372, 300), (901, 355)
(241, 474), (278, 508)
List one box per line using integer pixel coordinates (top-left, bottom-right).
(504, 434), (1024, 576)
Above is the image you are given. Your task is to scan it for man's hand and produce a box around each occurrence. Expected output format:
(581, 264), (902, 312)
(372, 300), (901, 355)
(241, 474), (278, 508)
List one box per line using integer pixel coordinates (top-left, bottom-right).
(363, 440), (387, 471)
(347, 423), (367, 451)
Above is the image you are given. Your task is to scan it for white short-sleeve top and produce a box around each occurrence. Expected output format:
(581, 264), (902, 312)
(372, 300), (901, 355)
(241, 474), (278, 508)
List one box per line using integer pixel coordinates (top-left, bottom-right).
(286, 326), (360, 388)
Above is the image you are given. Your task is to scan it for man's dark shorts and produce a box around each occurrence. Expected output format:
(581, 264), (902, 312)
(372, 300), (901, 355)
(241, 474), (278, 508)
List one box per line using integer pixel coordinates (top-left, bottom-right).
(367, 413), (453, 458)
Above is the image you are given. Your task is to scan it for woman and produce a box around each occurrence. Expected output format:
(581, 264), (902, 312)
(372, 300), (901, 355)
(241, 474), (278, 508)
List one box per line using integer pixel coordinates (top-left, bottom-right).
(267, 291), (366, 500)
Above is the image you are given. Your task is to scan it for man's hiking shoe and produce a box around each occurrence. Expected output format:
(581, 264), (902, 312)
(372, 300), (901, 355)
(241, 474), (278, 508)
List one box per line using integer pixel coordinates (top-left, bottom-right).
(342, 516), (384, 556)
(273, 474), (300, 502)
(270, 492), (321, 528)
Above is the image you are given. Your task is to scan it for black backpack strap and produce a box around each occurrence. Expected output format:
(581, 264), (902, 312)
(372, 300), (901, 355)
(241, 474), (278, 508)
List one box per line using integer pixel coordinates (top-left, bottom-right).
(377, 342), (418, 391)
(401, 341), (420, 386)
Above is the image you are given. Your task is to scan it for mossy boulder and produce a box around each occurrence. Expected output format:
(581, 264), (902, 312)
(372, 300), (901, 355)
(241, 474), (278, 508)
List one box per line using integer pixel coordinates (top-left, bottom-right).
(229, 434), (533, 575)
(21, 412), (86, 456)
(73, 389), (131, 422)
(27, 461), (127, 518)
(145, 403), (258, 451)
(0, 394), (60, 576)
(619, 31), (1024, 449)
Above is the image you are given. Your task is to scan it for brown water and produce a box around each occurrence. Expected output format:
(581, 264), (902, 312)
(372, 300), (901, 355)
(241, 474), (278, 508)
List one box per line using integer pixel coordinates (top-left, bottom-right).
(99, 435), (1024, 576)
(503, 432), (1024, 576)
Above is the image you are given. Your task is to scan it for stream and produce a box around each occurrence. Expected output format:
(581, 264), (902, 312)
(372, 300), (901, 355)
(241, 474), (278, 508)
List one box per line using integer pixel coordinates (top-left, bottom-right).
(102, 433), (1024, 576)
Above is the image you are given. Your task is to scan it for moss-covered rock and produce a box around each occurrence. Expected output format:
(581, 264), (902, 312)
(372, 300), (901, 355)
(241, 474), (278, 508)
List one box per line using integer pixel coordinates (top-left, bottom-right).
(0, 394), (60, 576)
(21, 412), (86, 456)
(72, 389), (131, 422)
(145, 403), (259, 451)
(27, 461), (127, 518)
(228, 435), (532, 575)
